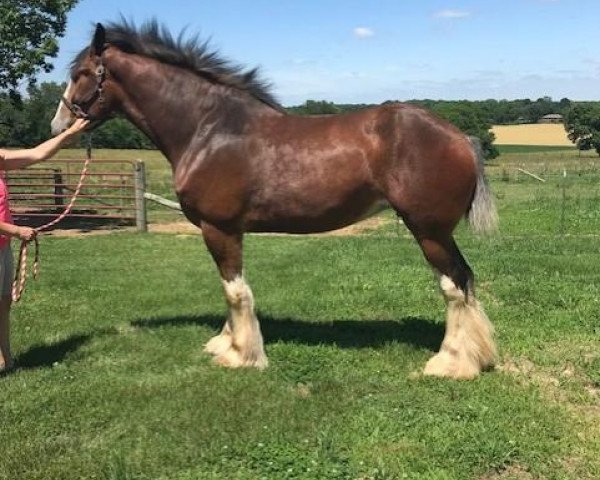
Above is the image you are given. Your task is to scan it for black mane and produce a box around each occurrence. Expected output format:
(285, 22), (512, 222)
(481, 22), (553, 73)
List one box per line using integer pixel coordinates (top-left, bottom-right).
(72, 19), (283, 111)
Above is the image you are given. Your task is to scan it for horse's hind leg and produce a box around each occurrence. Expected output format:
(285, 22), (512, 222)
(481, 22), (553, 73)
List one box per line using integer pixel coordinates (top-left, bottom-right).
(415, 233), (497, 379)
(200, 223), (268, 369)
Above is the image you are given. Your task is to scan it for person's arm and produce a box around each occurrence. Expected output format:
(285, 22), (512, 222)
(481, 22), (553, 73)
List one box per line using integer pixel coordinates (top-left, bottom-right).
(0, 119), (89, 171)
(0, 220), (35, 241)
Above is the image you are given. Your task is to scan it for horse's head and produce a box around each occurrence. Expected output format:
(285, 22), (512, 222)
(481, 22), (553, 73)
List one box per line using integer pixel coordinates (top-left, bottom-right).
(51, 24), (118, 135)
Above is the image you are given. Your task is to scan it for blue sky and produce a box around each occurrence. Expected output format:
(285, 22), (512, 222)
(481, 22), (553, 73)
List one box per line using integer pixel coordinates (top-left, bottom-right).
(39, 0), (600, 105)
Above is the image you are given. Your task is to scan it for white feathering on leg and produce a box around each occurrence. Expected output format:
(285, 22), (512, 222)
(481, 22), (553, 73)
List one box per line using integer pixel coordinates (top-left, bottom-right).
(424, 275), (496, 379)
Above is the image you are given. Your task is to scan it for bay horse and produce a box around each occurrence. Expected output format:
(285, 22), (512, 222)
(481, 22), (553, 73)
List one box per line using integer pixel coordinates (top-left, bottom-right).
(52, 21), (499, 379)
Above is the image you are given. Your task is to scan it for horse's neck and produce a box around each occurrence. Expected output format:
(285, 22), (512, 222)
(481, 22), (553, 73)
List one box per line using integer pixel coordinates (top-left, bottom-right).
(108, 51), (275, 165)
(110, 54), (213, 161)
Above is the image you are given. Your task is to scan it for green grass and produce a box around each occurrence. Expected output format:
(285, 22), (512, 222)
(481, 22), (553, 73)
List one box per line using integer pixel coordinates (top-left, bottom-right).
(490, 146), (600, 175)
(484, 147), (600, 237)
(0, 230), (598, 480)
(2, 147), (596, 479)
(496, 145), (576, 155)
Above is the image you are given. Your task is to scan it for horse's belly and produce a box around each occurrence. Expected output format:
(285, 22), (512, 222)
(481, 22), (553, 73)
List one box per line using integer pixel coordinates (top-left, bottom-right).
(245, 190), (388, 234)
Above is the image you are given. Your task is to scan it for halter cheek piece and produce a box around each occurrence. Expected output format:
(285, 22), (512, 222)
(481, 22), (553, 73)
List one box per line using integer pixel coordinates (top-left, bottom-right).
(62, 62), (106, 120)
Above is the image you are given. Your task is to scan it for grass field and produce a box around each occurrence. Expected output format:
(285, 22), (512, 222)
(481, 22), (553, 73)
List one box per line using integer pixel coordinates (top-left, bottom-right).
(0, 147), (598, 479)
(2, 232), (599, 479)
(491, 124), (572, 146)
(496, 145), (575, 154)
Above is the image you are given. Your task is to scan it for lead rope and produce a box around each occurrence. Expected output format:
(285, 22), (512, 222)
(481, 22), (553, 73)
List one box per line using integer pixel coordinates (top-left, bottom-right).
(11, 138), (92, 302)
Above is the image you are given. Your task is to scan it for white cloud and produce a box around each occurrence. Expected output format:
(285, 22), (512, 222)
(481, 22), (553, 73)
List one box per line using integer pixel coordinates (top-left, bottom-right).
(434, 9), (471, 19)
(353, 27), (374, 39)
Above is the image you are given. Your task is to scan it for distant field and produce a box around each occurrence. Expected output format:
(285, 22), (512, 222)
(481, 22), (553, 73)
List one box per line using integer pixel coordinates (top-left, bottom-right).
(491, 123), (572, 146)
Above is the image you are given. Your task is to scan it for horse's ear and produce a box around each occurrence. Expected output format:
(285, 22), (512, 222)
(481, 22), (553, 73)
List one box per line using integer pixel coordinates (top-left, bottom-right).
(90, 23), (106, 57)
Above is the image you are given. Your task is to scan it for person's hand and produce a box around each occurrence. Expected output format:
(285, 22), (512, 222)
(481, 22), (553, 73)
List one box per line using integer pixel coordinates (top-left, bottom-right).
(16, 227), (36, 242)
(63, 118), (90, 138)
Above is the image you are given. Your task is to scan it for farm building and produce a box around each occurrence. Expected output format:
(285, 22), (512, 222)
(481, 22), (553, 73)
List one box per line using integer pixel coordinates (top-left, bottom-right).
(538, 113), (563, 124)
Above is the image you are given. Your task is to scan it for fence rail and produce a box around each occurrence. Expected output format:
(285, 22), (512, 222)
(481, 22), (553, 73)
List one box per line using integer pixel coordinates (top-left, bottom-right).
(6, 159), (148, 231)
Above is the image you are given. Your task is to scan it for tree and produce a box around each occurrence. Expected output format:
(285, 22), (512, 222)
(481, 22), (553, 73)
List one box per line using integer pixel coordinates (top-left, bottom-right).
(91, 118), (155, 149)
(286, 100), (340, 115)
(425, 101), (499, 159)
(563, 103), (600, 155)
(0, 0), (79, 93)
(0, 92), (27, 146)
(559, 97), (571, 111)
(23, 81), (66, 145)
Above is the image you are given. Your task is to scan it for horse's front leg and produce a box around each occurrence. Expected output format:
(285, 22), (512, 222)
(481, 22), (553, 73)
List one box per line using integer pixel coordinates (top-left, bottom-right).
(201, 222), (268, 369)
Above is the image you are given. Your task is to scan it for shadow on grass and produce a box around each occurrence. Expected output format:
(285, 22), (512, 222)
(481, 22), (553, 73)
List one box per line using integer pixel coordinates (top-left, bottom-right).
(13, 326), (125, 373)
(3, 317), (442, 378)
(132, 314), (444, 351)
(15, 333), (91, 370)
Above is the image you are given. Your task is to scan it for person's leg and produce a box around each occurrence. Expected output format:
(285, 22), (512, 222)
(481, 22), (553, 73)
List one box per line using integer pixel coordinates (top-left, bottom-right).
(0, 296), (12, 371)
(0, 246), (13, 372)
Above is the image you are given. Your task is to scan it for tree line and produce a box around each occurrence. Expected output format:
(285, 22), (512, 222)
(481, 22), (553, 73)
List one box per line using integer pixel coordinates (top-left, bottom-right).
(289, 96), (571, 125)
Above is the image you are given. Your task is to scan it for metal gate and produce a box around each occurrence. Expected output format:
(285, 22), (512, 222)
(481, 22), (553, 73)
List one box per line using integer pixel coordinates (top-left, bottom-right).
(6, 159), (147, 231)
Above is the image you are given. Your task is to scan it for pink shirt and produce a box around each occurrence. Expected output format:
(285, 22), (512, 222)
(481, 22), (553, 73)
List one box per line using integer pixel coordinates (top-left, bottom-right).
(0, 172), (13, 248)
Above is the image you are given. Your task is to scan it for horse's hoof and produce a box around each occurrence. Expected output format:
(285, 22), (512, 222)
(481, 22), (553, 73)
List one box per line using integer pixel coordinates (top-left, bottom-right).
(213, 346), (268, 370)
(423, 351), (480, 380)
(204, 333), (233, 356)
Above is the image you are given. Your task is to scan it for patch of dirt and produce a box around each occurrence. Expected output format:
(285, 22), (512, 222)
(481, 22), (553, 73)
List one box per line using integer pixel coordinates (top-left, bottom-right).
(584, 384), (599, 398)
(43, 227), (132, 237)
(292, 382), (312, 398)
(311, 215), (393, 236)
(498, 357), (560, 390)
(148, 222), (199, 235)
(479, 464), (535, 480)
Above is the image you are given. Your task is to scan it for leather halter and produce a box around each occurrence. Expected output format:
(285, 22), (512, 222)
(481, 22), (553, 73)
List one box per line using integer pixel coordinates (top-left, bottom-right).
(62, 62), (106, 120)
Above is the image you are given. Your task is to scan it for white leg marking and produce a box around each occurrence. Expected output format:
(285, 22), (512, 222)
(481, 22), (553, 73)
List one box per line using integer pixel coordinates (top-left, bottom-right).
(211, 276), (268, 369)
(423, 274), (497, 379)
(51, 81), (75, 135)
